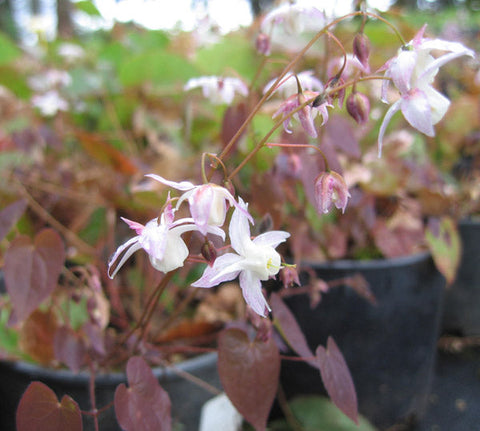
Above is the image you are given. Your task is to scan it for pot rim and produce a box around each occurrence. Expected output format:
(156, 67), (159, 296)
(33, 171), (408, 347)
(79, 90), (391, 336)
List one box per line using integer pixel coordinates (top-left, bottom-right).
(301, 250), (432, 271)
(0, 351), (218, 386)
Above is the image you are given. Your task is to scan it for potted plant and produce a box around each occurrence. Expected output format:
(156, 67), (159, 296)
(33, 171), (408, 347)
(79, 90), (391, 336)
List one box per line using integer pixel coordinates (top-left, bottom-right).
(0, 2), (477, 431)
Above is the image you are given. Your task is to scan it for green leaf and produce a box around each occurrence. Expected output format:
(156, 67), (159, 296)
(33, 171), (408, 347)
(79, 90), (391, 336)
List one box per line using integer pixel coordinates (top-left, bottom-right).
(119, 51), (197, 87)
(269, 396), (377, 431)
(74, 0), (101, 16)
(0, 32), (20, 66)
(194, 33), (258, 79)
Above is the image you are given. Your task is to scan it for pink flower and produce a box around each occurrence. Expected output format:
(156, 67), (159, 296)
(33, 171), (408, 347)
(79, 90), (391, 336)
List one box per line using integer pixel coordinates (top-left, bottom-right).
(314, 171), (351, 214)
(192, 199), (290, 317)
(273, 91), (331, 138)
(146, 174), (253, 235)
(108, 200), (225, 278)
(184, 76), (248, 105)
(378, 25), (475, 156)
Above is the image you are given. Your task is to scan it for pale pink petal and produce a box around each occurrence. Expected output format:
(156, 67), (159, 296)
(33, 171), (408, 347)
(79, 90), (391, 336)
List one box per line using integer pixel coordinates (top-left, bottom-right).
(145, 174), (196, 191)
(121, 217), (144, 235)
(108, 238), (143, 279)
(192, 253), (243, 288)
(420, 49), (475, 83)
(400, 89), (434, 137)
(239, 271), (270, 317)
(378, 100), (401, 157)
(229, 198), (252, 256)
(389, 50), (417, 94)
(253, 231), (290, 249)
(424, 86), (450, 124)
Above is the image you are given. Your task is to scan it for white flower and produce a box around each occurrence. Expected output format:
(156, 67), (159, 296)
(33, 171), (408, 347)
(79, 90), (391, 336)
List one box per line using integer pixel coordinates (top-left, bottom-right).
(378, 25), (475, 156)
(184, 76), (248, 105)
(261, 2), (325, 35)
(192, 198), (290, 317)
(108, 202), (225, 278)
(146, 174), (253, 235)
(31, 90), (69, 116)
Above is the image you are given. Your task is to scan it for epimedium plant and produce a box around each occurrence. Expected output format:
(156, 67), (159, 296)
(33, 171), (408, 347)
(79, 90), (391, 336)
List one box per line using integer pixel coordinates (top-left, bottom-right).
(0, 1), (478, 430)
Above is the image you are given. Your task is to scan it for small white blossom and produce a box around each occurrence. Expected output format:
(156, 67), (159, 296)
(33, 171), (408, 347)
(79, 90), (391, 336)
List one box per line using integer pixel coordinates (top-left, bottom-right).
(184, 76), (248, 105)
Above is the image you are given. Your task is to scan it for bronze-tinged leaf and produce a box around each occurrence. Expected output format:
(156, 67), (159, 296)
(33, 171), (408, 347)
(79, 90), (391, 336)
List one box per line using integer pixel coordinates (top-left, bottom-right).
(425, 216), (461, 285)
(217, 328), (280, 431)
(221, 102), (248, 157)
(114, 356), (172, 431)
(54, 326), (87, 373)
(270, 293), (317, 369)
(0, 199), (27, 242)
(75, 130), (138, 175)
(155, 319), (221, 343)
(16, 382), (82, 431)
(19, 309), (57, 365)
(4, 228), (65, 325)
(316, 337), (358, 425)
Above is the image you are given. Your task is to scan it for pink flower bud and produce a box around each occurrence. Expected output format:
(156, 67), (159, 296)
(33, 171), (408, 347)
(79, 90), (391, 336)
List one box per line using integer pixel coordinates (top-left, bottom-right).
(353, 33), (371, 71)
(346, 91), (370, 125)
(201, 239), (217, 267)
(314, 171), (351, 214)
(325, 76), (346, 108)
(256, 33), (271, 56)
(280, 266), (301, 289)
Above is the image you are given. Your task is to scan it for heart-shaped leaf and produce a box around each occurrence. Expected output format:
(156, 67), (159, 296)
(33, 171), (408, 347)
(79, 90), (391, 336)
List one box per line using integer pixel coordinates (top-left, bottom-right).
(316, 337), (358, 425)
(270, 292), (318, 369)
(0, 199), (27, 242)
(4, 228), (65, 325)
(114, 356), (171, 431)
(16, 381), (82, 431)
(425, 216), (461, 285)
(218, 328), (280, 431)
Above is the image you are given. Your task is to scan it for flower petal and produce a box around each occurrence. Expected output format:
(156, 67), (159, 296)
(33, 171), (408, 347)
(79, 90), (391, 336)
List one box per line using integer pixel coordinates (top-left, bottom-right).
(378, 100), (401, 157)
(108, 238), (142, 279)
(253, 231), (290, 249)
(400, 89), (434, 137)
(229, 198), (253, 256)
(239, 270), (270, 317)
(145, 174), (195, 191)
(192, 253), (243, 288)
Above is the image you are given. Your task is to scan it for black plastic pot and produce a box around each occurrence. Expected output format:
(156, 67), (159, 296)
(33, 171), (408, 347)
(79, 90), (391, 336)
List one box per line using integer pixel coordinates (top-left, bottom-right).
(0, 352), (220, 431)
(280, 252), (445, 430)
(442, 218), (480, 336)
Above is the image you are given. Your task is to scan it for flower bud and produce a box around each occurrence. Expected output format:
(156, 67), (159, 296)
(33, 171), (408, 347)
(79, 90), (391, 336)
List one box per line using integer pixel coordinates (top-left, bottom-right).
(256, 32), (271, 56)
(353, 32), (371, 70)
(325, 76), (345, 108)
(280, 266), (301, 289)
(201, 239), (217, 267)
(314, 171), (351, 214)
(346, 91), (370, 125)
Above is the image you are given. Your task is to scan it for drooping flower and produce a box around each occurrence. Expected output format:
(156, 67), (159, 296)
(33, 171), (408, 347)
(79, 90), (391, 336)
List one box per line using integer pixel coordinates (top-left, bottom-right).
(108, 200), (225, 278)
(146, 174), (253, 235)
(314, 171), (351, 214)
(273, 90), (331, 138)
(263, 70), (324, 99)
(184, 76), (248, 105)
(192, 198), (290, 317)
(378, 25), (475, 156)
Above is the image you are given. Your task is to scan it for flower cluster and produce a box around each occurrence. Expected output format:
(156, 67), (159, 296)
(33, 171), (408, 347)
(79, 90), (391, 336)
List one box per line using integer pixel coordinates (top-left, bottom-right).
(108, 176), (290, 316)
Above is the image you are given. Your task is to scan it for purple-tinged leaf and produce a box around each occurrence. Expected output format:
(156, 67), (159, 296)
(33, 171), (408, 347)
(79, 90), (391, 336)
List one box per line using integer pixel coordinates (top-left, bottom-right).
(218, 328), (280, 431)
(270, 293), (317, 369)
(114, 356), (171, 431)
(16, 381), (82, 431)
(0, 199), (27, 242)
(425, 216), (461, 285)
(316, 337), (358, 425)
(4, 228), (65, 325)
(54, 326), (87, 373)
